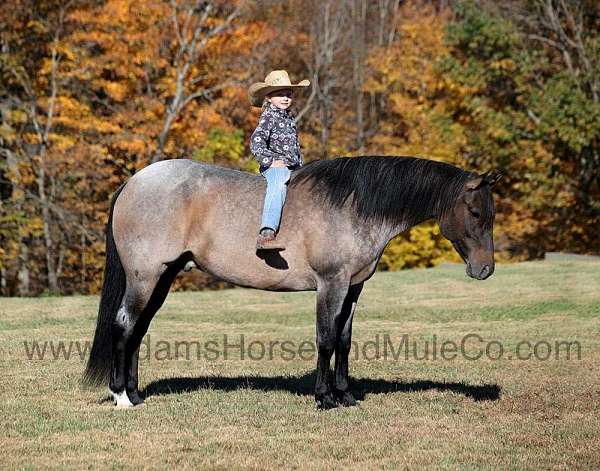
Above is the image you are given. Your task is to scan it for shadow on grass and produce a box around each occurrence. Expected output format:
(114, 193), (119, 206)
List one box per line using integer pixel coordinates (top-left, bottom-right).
(142, 371), (501, 402)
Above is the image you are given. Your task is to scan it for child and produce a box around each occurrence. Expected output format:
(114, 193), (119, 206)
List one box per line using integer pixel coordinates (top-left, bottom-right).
(248, 70), (310, 250)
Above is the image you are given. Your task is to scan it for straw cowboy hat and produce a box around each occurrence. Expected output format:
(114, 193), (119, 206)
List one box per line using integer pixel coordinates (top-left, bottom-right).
(248, 70), (310, 107)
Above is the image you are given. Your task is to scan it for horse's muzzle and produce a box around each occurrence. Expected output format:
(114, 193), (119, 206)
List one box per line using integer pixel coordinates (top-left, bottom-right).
(466, 262), (494, 280)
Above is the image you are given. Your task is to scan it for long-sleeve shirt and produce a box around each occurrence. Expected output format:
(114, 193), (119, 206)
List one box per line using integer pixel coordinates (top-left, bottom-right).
(250, 104), (304, 171)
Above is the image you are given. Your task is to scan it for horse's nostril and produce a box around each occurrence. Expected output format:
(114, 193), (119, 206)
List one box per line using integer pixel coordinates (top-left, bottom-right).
(479, 265), (490, 279)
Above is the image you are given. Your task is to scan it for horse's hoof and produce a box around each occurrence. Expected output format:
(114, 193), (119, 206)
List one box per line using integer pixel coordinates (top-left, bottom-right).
(128, 391), (145, 406)
(315, 394), (338, 410)
(115, 401), (145, 409)
(336, 391), (358, 407)
(112, 390), (134, 409)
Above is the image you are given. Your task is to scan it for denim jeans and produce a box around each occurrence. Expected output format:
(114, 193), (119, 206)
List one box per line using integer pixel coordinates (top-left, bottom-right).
(260, 166), (292, 232)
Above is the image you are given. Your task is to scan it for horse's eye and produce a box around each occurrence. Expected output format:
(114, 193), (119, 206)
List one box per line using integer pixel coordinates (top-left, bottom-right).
(469, 209), (481, 218)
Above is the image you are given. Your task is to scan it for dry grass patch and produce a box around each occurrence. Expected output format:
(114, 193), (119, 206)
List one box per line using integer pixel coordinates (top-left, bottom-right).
(1, 259), (599, 469)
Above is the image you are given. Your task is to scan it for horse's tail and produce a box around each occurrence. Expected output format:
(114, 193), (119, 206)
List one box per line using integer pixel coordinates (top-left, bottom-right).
(82, 182), (127, 387)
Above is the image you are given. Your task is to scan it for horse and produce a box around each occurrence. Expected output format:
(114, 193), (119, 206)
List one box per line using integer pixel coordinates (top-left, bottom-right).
(83, 155), (501, 409)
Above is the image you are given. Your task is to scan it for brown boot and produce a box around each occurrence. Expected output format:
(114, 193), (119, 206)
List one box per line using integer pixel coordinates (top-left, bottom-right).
(256, 228), (285, 250)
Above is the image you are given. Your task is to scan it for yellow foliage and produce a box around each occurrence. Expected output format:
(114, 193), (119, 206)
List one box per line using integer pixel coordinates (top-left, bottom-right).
(490, 58), (516, 71)
(101, 80), (129, 102)
(48, 133), (76, 150)
(367, 1), (465, 166)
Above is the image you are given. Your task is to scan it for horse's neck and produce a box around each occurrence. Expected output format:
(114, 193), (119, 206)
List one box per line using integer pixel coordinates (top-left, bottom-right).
(374, 195), (441, 248)
(383, 169), (449, 240)
(346, 215), (424, 261)
(334, 179), (445, 256)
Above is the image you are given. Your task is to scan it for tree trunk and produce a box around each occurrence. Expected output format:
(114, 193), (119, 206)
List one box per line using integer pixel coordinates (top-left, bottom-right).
(17, 239), (30, 296)
(352, 0), (367, 153)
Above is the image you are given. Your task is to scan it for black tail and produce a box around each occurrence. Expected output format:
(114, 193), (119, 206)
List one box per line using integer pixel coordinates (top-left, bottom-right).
(82, 183), (127, 387)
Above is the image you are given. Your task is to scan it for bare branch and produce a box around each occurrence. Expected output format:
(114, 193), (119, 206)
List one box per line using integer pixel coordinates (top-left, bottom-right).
(152, 1), (241, 163)
(180, 80), (240, 109)
(527, 109), (541, 125)
(295, 71), (318, 123)
(170, 0), (184, 47)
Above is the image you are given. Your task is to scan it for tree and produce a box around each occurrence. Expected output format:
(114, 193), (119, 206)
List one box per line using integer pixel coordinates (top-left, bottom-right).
(439, 0), (600, 256)
(0, 0), (89, 294)
(0, 0), (272, 294)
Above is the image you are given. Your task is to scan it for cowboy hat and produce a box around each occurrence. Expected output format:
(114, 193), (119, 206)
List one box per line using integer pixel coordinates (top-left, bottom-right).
(248, 70), (310, 107)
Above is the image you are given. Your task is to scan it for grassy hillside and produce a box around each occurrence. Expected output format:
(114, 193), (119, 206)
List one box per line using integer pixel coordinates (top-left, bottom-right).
(1, 260), (599, 469)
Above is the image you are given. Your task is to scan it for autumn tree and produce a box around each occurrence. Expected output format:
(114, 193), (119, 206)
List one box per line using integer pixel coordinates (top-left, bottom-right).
(2, 0), (598, 296)
(1, 0), (272, 294)
(439, 0), (600, 257)
(0, 0), (104, 294)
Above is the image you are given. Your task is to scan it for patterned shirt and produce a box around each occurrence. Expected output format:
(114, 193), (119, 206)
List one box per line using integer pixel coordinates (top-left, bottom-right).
(250, 104), (304, 171)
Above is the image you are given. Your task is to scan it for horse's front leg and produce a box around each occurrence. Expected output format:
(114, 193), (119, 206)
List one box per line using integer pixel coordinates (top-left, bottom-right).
(315, 274), (350, 410)
(334, 281), (364, 407)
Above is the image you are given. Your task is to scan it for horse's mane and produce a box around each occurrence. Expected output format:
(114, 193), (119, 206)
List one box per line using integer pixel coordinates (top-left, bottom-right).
(289, 156), (476, 227)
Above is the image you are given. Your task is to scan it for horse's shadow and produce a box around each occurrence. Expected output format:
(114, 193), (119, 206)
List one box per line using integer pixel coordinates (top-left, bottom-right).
(142, 371), (501, 402)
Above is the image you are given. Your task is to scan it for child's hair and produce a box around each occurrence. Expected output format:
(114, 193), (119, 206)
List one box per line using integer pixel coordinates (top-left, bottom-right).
(261, 98), (270, 113)
(261, 97), (296, 118)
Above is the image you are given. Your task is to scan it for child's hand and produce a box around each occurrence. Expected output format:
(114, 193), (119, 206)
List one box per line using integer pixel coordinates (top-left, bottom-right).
(271, 159), (286, 168)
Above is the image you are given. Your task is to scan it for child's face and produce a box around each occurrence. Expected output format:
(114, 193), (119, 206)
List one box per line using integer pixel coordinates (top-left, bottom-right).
(267, 89), (293, 110)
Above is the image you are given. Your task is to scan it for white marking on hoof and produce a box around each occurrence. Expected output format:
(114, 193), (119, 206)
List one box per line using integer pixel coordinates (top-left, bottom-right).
(112, 390), (134, 409)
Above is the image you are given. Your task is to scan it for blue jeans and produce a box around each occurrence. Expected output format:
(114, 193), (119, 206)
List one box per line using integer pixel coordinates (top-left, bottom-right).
(260, 166), (291, 232)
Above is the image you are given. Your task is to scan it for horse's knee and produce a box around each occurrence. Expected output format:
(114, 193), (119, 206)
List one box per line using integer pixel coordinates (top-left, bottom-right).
(316, 331), (336, 351)
(337, 343), (352, 358)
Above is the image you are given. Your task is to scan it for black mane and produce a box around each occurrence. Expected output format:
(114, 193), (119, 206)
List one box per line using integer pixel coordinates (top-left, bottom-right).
(289, 156), (475, 227)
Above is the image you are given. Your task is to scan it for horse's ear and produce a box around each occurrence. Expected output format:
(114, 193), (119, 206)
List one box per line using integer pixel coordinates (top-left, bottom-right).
(484, 170), (502, 186)
(466, 171), (502, 191)
(465, 175), (484, 191)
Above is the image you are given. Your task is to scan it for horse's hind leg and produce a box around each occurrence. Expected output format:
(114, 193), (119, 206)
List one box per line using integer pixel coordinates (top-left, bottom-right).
(126, 347), (143, 405)
(123, 310), (154, 406)
(123, 260), (183, 405)
(334, 282), (364, 407)
(110, 274), (159, 408)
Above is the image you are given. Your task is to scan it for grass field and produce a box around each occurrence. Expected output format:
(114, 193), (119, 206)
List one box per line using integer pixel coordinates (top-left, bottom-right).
(1, 259), (599, 469)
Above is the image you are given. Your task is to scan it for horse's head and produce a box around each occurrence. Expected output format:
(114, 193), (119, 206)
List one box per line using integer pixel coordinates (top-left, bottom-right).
(439, 171), (502, 280)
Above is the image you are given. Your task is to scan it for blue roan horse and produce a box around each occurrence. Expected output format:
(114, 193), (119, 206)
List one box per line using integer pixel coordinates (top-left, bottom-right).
(83, 156), (500, 409)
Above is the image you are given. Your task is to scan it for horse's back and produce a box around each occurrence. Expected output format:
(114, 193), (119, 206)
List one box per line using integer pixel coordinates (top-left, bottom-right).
(117, 159), (264, 218)
(129, 158), (259, 189)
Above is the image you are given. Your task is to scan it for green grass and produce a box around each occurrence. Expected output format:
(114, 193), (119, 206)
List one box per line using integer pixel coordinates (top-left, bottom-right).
(1, 260), (599, 469)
